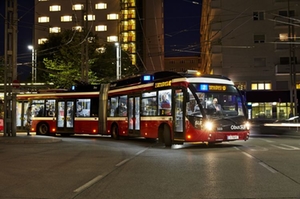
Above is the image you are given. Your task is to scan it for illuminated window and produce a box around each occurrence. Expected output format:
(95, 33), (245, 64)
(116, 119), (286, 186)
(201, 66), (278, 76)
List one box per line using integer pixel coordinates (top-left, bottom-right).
(84, 15), (95, 21)
(95, 25), (107, 31)
(72, 4), (84, 10)
(38, 16), (49, 23)
(279, 33), (288, 41)
(107, 36), (118, 42)
(95, 3), (107, 9)
(49, 27), (61, 33)
(61, 15), (72, 22)
(49, 5), (61, 11)
(251, 82), (271, 90)
(38, 38), (48, 44)
(107, 14), (119, 20)
(72, 26), (82, 32)
(234, 82), (247, 90)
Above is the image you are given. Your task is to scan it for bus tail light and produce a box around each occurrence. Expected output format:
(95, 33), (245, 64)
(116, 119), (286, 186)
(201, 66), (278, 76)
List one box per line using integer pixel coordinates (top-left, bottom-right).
(187, 134), (192, 139)
(93, 129), (97, 133)
(52, 128), (56, 132)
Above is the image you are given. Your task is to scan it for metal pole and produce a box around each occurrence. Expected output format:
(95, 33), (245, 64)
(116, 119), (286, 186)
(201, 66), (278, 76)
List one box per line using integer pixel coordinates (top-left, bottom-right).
(287, 0), (297, 117)
(4, 0), (17, 137)
(115, 42), (121, 80)
(34, 48), (37, 82)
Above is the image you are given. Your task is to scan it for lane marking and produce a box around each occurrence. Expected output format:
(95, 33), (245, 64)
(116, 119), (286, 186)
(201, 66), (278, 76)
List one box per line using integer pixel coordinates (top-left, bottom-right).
(116, 148), (148, 167)
(74, 175), (104, 193)
(115, 158), (130, 167)
(135, 148), (147, 155)
(241, 151), (254, 159)
(74, 147), (148, 194)
(271, 144), (300, 150)
(235, 147), (277, 174)
(259, 162), (278, 173)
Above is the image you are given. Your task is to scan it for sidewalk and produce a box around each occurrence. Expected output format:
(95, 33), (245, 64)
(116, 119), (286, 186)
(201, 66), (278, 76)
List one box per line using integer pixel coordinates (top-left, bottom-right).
(0, 132), (62, 144)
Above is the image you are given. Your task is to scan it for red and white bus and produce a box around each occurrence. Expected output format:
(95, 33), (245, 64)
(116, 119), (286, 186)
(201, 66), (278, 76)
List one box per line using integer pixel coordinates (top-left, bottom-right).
(17, 71), (250, 146)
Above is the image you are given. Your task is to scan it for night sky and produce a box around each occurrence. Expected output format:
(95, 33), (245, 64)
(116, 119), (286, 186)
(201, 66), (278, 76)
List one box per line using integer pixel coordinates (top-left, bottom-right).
(164, 0), (201, 57)
(0, 0), (201, 80)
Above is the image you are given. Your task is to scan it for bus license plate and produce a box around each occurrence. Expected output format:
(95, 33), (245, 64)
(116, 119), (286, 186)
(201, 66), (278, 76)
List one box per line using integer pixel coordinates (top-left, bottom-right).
(227, 135), (239, 140)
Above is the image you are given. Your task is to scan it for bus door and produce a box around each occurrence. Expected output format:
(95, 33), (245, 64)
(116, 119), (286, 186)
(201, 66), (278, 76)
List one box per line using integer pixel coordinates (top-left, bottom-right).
(57, 100), (75, 133)
(128, 95), (140, 136)
(173, 88), (185, 141)
(16, 100), (30, 131)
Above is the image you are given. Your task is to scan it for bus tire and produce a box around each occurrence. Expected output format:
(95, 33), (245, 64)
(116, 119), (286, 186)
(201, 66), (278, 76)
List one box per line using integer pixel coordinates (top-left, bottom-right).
(111, 124), (119, 140)
(37, 123), (49, 135)
(163, 124), (172, 147)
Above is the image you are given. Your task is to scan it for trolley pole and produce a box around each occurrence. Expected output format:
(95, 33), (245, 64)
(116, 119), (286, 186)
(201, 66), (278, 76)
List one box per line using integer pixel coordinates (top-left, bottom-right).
(4, 0), (18, 137)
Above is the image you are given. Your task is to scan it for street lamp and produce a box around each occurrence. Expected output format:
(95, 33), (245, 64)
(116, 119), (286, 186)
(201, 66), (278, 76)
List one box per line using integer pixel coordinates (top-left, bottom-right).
(28, 45), (37, 83)
(115, 42), (121, 80)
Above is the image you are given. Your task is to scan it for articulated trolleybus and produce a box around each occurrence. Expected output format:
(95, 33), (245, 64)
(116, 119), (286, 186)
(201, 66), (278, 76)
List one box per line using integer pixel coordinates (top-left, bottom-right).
(17, 71), (250, 146)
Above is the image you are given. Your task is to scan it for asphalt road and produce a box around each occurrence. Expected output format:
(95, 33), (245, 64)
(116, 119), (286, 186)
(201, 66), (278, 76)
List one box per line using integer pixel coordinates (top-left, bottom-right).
(1, 132), (300, 199)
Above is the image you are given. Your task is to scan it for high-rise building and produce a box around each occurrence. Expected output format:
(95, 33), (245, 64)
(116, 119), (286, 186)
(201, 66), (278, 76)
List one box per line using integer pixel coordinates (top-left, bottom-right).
(201, 0), (300, 119)
(34, 0), (164, 73)
(201, 0), (300, 91)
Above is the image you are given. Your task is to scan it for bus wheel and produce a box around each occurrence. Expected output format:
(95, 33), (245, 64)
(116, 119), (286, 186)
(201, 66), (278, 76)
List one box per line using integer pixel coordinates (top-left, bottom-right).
(111, 125), (119, 140)
(37, 123), (49, 135)
(163, 125), (172, 147)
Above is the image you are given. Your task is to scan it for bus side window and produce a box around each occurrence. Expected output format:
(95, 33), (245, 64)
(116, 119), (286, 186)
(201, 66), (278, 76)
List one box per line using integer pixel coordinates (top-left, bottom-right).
(141, 97), (157, 116)
(76, 99), (91, 117)
(110, 97), (118, 117)
(158, 90), (171, 115)
(115, 96), (127, 116)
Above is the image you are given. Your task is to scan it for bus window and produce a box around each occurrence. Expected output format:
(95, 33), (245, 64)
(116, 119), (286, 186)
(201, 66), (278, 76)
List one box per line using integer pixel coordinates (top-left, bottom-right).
(46, 100), (55, 117)
(115, 95), (127, 116)
(141, 91), (157, 116)
(32, 100), (45, 117)
(90, 98), (99, 117)
(110, 97), (118, 116)
(76, 99), (91, 117)
(158, 90), (171, 115)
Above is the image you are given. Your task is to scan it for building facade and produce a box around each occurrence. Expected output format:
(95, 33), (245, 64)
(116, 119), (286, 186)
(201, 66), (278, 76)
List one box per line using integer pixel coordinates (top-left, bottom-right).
(34, 0), (164, 73)
(201, 0), (300, 119)
(164, 56), (201, 72)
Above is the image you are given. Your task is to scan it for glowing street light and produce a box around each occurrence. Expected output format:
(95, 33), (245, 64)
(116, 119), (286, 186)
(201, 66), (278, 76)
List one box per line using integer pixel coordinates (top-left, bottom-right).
(28, 45), (37, 83)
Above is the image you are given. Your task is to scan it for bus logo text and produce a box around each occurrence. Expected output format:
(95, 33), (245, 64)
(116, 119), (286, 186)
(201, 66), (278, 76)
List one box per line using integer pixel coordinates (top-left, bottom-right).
(230, 125), (246, 130)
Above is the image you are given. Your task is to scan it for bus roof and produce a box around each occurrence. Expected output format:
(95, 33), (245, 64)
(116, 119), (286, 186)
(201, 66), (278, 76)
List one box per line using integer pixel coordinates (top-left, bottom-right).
(109, 71), (232, 89)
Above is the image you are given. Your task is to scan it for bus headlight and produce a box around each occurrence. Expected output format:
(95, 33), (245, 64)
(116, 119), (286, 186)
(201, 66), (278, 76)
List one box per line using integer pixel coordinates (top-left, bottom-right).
(245, 121), (250, 130)
(203, 121), (214, 131)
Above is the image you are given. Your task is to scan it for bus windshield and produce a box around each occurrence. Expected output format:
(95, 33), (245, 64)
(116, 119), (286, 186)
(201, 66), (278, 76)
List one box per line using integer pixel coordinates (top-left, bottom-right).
(187, 84), (245, 119)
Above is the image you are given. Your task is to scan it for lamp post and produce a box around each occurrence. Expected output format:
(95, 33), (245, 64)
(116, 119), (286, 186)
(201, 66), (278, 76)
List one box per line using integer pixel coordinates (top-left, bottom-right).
(115, 42), (121, 80)
(28, 45), (37, 83)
